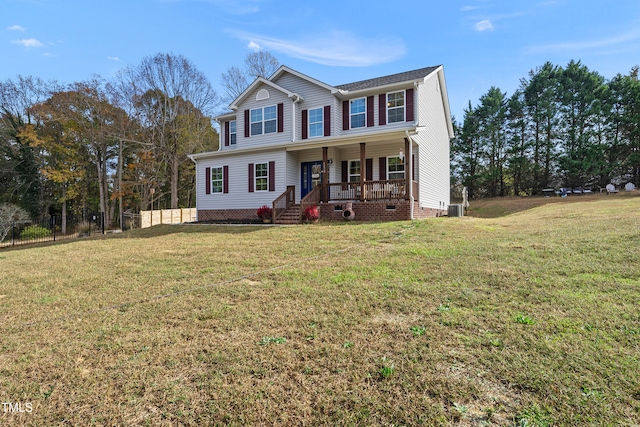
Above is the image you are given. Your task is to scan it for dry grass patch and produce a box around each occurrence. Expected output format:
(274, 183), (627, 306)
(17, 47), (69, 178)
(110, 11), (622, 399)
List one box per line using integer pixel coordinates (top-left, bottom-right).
(1, 195), (640, 425)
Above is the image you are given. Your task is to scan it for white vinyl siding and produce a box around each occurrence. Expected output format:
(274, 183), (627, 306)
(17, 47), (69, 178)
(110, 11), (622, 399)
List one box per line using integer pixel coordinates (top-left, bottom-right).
(416, 72), (450, 210)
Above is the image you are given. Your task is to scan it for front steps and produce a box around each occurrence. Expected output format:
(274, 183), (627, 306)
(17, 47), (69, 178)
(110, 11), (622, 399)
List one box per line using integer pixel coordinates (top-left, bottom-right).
(274, 204), (301, 225)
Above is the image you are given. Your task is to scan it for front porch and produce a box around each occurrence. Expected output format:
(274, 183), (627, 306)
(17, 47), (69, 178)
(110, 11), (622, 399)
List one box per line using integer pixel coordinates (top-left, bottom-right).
(272, 178), (420, 224)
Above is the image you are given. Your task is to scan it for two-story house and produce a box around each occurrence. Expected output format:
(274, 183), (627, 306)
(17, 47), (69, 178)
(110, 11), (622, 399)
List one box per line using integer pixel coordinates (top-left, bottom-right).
(189, 65), (454, 223)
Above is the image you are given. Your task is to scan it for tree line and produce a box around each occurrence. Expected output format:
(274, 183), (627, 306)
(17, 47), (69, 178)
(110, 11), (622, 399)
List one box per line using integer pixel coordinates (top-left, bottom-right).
(0, 51), (280, 228)
(451, 60), (640, 199)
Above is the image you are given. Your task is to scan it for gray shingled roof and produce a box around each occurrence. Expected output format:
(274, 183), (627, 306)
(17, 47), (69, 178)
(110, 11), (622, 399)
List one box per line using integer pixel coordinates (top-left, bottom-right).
(335, 66), (440, 92)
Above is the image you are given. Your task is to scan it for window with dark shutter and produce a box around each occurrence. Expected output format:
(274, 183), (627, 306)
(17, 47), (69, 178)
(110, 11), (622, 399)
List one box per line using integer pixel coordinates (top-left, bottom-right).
(205, 167), (211, 194)
(323, 105), (331, 136)
(379, 157), (386, 180)
(301, 109), (308, 140)
(406, 88), (414, 122)
(378, 94), (386, 126)
(248, 163), (254, 192)
(223, 166), (229, 194)
(268, 161), (275, 192)
(277, 103), (284, 133)
(342, 100), (349, 130)
(244, 110), (250, 137)
(224, 122), (230, 146)
(366, 96), (374, 127)
(341, 160), (348, 189)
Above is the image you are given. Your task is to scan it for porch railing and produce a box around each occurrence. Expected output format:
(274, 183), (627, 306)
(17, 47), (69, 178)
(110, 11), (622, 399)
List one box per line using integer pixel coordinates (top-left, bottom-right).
(272, 185), (295, 223)
(300, 185), (322, 223)
(327, 179), (412, 201)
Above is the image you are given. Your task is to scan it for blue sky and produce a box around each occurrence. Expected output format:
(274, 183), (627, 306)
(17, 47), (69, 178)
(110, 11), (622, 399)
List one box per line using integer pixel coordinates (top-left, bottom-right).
(2, 0), (640, 121)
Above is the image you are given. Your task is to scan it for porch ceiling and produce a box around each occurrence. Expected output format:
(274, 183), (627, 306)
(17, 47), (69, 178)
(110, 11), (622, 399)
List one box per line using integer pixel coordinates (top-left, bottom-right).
(286, 128), (416, 152)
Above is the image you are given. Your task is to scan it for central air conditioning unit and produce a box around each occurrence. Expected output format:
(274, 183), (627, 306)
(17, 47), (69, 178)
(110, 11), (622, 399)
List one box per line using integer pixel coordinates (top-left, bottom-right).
(448, 204), (464, 217)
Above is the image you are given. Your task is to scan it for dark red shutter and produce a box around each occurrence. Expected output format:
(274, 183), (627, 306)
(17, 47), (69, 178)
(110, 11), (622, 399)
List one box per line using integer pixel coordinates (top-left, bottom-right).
(205, 167), (211, 194)
(342, 100), (349, 130)
(268, 161), (275, 192)
(248, 163), (254, 193)
(366, 158), (373, 181)
(301, 109), (308, 140)
(223, 165), (229, 194)
(277, 103), (284, 133)
(224, 122), (230, 146)
(323, 105), (331, 136)
(366, 96), (374, 127)
(379, 157), (387, 180)
(378, 94), (386, 126)
(341, 161), (348, 182)
(412, 154), (415, 181)
(244, 109), (250, 137)
(406, 88), (414, 122)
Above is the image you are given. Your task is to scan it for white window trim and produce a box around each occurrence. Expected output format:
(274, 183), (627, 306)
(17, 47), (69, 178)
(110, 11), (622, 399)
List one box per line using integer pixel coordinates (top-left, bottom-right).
(229, 120), (237, 145)
(211, 166), (223, 193)
(386, 156), (405, 180)
(308, 107), (323, 138)
(387, 90), (405, 124)
(250, 105), (277, 136)
(350, 98), (366, 129)
(255, 162), (268, 192)
(348, 159), (361, 182)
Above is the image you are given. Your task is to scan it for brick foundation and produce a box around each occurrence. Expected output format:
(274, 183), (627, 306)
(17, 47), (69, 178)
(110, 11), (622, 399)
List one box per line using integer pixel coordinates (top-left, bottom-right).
(319, 201), (446, 222)
(197, 209), (257, 222)
(197, 202), (447, 223)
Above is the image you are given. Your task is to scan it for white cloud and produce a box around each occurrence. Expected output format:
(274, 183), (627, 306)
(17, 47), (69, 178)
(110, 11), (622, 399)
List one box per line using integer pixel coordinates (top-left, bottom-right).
(526, 28), (640, 54)
(248, 41), (261, 51)
(474, 20), (494, 32)
(11, 38), (44, 48)
(107, 56), (122, 61)
(7, 25), (26, 31)
(230, 30), (406, 67)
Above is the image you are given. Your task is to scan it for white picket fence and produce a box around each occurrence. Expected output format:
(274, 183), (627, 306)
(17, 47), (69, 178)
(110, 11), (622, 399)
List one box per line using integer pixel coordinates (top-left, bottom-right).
(140, 208), (196, 228)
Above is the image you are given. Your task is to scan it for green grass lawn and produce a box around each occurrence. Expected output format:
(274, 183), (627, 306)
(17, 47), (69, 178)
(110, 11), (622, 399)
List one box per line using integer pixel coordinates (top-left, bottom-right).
(1, 194), (639, 426)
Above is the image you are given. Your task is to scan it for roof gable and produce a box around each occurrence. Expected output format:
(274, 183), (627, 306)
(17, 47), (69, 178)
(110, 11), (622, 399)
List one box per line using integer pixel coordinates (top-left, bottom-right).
(269, 65), (339, 94)
(228, 77), (301, 111)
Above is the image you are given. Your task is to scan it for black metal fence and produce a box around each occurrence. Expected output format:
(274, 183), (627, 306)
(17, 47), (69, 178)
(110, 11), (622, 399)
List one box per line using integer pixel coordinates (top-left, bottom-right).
(0, 213), (105, 249)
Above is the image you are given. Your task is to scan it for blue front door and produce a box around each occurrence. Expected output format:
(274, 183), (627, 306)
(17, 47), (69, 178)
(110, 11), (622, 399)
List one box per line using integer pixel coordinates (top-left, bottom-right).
(301, 161), (323, 198)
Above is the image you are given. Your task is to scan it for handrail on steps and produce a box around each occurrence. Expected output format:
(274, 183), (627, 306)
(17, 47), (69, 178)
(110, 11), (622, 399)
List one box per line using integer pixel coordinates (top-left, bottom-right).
(299, 185), (322, 223)
(272, 186), (295, 223)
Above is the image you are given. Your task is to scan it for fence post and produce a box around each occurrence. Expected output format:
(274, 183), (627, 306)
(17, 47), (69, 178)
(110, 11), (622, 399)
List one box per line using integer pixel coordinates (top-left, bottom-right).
(11, 220), (15, 246)
(52, 216), (56, 241)
(101, 212), (105, 234)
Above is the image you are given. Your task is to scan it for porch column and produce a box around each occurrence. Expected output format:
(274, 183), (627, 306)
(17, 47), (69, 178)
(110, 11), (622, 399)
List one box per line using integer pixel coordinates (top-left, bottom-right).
(360, 142), (366, 201)
(404, 137), (411, 200)
(322, 146), (329, 203)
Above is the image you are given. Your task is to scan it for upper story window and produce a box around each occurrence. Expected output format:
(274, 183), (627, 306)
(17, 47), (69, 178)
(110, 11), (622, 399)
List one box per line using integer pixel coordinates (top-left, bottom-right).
(250, 105), (277, 136)
(309, 108), (323, 138)
(255, 162), (268, 191)
(387, 91), (405, 123)
(211, 167), (223, 193)
(349, 160), (361, 182)
(350, 98), (366, 129)
(387, 156), (405, 180)
(229, 120), (237, 145)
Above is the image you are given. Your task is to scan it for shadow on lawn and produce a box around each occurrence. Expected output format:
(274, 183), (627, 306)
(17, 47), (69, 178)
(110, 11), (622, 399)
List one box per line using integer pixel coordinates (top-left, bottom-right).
(462, 191), (640, 218)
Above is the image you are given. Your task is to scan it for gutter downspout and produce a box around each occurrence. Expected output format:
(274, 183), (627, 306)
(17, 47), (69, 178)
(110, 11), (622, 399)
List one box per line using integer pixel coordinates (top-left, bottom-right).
(405, 130), (415, 220)
(291, 95), (302, 142)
